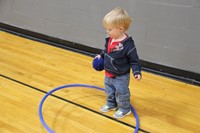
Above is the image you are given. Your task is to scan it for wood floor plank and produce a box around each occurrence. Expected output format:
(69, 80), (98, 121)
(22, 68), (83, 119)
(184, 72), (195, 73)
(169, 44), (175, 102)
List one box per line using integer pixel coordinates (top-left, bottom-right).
(0, 76), (139, 133)
(1, 30), (200, 133)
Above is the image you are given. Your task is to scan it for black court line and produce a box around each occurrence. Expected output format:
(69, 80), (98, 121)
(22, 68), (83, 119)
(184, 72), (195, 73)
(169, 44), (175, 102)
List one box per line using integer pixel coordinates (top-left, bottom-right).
(0, 74), (150, 133)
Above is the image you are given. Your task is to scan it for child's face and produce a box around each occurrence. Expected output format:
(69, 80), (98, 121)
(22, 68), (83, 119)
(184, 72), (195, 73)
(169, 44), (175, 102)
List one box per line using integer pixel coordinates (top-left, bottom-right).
(106, 26), (124, 39)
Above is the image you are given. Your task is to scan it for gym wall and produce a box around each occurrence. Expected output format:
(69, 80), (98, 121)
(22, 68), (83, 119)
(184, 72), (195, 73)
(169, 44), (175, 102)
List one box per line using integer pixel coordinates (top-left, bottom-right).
(0, 0), (200, 84)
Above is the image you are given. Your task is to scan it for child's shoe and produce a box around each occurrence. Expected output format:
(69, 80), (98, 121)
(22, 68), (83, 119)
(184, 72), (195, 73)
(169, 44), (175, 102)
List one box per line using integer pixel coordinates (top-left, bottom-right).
(100, 105), (117, 112)
(113, 110), (131, 118)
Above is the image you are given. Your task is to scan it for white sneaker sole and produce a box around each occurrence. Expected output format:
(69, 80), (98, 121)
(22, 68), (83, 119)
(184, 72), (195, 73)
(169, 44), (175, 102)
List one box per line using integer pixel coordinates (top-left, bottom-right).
(113, 110), (131, 118)
(100, 107), (117, 113)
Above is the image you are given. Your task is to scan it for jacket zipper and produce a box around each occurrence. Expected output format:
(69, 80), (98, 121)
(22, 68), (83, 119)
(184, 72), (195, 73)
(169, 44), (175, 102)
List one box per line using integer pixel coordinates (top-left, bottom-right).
(106, 54), (118, 71)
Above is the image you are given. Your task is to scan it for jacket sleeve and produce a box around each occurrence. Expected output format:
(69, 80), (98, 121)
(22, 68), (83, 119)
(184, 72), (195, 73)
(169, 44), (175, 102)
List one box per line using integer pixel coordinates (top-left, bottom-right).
(100, 50), (105, 58)
(127, 43), (142, 76)
(100, 38), (109, 58)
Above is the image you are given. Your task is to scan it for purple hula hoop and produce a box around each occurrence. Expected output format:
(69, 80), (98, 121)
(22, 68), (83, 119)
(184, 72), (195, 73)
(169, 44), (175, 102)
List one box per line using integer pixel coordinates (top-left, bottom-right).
(38, 84), (139, 133)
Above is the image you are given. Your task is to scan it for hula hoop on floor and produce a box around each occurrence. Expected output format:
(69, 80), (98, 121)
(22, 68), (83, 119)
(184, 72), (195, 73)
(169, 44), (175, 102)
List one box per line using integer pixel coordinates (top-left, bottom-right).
(38, 84), (139, 133)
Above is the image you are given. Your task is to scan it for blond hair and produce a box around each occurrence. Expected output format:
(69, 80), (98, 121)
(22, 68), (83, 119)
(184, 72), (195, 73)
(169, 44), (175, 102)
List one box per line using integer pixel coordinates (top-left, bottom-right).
(103, 7), (132, 31)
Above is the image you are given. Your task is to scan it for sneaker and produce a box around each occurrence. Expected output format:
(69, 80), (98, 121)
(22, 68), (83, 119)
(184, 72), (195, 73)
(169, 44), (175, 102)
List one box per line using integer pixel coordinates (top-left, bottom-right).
(113, 110), (131, 119)
(100, 105), (117, 112)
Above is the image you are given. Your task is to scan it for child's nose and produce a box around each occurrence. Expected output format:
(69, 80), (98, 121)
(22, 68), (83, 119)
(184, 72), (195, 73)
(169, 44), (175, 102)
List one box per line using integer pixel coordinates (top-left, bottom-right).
(106, 30), (110, 33)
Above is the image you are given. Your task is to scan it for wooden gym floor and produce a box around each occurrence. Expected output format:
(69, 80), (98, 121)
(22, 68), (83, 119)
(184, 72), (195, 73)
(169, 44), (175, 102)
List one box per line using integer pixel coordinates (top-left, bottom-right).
(0, 30), (200, 133)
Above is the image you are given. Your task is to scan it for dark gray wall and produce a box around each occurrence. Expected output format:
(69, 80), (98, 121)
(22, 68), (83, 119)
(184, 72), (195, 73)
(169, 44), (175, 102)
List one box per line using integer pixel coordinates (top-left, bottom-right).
(0, 0), (200, 74)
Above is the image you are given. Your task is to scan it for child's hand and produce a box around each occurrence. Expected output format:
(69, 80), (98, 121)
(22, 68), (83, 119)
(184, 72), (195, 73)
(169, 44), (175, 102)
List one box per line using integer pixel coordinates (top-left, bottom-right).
(95, 55), (101, 59)
(135, 74), (141, 81)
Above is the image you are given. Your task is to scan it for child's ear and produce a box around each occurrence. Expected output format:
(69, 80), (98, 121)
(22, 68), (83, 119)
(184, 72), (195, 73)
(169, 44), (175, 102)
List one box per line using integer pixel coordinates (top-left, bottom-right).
(120, 27), (125, 32)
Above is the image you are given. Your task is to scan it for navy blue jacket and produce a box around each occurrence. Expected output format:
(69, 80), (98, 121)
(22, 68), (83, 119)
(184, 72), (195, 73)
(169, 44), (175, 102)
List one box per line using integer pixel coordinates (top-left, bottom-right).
(100, 37), (141, 77)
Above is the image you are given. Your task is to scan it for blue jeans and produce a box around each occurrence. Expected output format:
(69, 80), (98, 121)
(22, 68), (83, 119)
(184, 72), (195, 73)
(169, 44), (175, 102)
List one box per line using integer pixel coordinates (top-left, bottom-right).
(104, 73), (131, 113)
